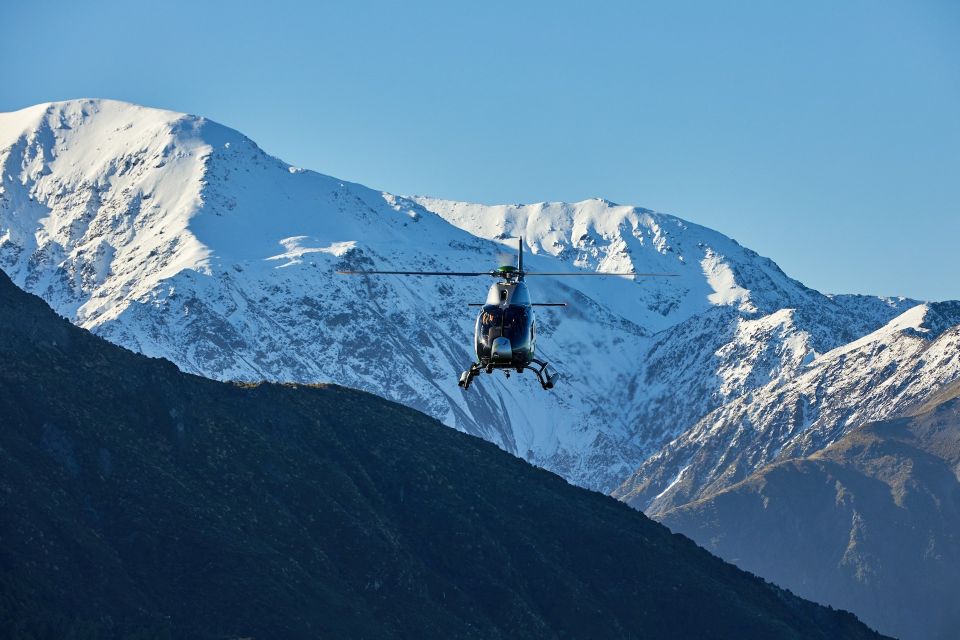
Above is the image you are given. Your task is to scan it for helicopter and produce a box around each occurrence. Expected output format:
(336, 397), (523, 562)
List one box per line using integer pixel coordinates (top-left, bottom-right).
(337, 237), (675, 391)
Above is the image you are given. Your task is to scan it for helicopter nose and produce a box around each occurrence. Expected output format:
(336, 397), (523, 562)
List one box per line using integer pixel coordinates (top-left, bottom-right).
(491, 337), (513, 362)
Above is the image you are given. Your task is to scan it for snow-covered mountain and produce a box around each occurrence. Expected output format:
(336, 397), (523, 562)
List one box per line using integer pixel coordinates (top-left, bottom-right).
(1, 99), (956, 498)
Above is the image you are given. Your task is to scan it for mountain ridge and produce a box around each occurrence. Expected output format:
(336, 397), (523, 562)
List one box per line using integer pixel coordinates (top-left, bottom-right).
(615, 300), (960, 514)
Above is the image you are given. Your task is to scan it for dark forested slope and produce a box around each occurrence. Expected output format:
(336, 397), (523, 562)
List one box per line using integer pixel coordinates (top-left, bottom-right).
(0, 271), (884, 639)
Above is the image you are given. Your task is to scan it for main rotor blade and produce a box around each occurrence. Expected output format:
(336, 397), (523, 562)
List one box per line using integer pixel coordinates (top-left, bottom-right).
(523, 272), (678, 277)
(336, 270), (492, 277)
(469, 302), (568, 307)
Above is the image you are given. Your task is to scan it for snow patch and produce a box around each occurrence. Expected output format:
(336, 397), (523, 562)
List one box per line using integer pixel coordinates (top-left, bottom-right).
(655, 465), (690, 501)
(702, 248), (754, 311)
(267, 237), (356, 267)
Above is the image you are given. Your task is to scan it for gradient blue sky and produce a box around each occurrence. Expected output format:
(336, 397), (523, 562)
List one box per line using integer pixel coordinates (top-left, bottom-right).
(4, 1), (958, 299)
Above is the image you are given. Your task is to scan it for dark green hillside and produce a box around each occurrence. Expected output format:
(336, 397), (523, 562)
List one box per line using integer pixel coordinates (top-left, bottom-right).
(0, 271), (884, 639)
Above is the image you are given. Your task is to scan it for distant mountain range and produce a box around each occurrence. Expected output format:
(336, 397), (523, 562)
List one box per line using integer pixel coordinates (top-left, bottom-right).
(2, 99), (958, 638)
(3, 99), (955, 498)
(0, 269), (886, 638)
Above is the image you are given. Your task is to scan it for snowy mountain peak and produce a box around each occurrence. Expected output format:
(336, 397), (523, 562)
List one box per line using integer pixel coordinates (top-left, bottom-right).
(2, 99), (953, 496)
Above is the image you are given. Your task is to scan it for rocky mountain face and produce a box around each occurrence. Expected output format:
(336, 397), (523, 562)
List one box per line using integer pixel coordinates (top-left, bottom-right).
(660, 381), (960, 640)
(3, 99), (953, 502)
(615, 301), (960, 515)
(0, 269), (888, 639)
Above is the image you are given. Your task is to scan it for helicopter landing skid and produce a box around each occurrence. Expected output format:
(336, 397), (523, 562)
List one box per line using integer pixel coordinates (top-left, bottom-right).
(526, 358), (558, 390)
(458, 363), (482, 390)
(458, 359), (557, 391)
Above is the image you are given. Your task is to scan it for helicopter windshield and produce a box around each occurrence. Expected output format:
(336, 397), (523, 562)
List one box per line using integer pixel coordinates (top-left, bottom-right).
(479, 306), (528, 344)
(502, 307), (527, 342)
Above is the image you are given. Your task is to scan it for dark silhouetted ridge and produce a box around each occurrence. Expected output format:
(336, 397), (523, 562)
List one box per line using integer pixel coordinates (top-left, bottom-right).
(0, 270), (885, 639)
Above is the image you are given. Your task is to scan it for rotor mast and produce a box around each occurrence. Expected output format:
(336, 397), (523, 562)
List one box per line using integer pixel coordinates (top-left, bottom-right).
(517, 236), (524, 281)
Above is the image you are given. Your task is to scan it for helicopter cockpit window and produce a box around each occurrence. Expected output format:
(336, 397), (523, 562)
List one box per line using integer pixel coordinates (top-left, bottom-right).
(478, 306), (529, 346)
(480, 308), (502, 341)
(502, 307), (528, 343)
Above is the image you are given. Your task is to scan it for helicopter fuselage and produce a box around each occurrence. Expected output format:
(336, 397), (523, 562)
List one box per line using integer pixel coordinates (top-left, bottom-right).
(474, 281), (537, 370)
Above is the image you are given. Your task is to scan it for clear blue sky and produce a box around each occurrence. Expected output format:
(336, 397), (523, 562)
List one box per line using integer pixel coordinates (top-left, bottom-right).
(4, 1), (958, 300)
